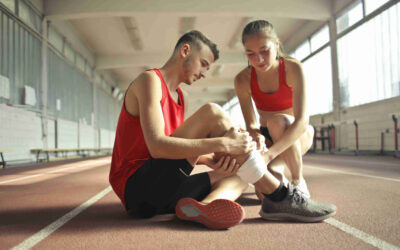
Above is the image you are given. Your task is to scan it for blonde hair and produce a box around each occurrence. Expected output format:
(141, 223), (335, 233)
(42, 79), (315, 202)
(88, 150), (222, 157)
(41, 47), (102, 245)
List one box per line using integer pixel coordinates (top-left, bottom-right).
(241, 20), (287, 58)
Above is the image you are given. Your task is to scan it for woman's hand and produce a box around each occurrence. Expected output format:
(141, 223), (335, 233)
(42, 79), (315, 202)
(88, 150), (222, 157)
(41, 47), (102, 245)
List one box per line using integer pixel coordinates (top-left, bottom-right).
(248, 128), (268, 153)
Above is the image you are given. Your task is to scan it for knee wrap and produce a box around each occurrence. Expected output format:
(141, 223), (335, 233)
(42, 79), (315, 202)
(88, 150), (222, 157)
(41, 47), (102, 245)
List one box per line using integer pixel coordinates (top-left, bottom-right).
(237, 150), (267, 184)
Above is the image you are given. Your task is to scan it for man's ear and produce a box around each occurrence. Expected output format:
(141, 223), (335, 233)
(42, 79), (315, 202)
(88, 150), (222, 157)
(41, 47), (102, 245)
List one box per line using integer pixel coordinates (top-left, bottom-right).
(180, 44), (191, 58)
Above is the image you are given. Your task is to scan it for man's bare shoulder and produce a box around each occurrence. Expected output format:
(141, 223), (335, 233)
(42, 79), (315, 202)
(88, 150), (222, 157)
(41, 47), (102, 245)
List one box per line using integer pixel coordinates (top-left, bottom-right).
(124, 70), (162, 116)
(126, 70), (161, 96)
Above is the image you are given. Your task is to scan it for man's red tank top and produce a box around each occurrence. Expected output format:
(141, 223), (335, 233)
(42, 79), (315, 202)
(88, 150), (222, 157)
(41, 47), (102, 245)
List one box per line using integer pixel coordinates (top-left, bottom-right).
(109, 69), (185, 207)
(250, 58), (293, 111)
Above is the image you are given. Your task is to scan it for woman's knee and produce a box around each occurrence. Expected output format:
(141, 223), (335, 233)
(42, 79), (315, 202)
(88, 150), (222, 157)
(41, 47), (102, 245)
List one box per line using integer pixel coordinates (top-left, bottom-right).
(302, 125), (314, 153)
(267, 115), (292, 139)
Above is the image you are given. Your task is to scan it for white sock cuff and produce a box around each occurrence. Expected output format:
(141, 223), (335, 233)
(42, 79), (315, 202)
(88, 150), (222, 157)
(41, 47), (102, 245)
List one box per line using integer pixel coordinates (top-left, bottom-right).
(237, 150), (266, 184)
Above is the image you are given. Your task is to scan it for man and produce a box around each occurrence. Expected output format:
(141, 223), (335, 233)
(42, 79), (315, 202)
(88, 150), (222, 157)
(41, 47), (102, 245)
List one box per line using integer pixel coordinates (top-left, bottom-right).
(109, 30), (336, 230)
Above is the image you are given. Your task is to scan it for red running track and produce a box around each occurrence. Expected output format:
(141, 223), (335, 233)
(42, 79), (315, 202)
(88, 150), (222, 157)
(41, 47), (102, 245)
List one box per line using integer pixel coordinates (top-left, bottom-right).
(0, 154), (399, 249)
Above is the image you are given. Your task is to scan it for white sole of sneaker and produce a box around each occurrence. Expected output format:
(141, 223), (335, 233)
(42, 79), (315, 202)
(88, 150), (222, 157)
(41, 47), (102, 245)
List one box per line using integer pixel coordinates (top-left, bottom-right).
(259, 210), (336, 223)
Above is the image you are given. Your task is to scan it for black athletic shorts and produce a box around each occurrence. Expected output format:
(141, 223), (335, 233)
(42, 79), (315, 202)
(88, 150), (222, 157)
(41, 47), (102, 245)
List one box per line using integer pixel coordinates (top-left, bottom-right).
(124, 157), (211, 218)
(260, 126), (273, 143)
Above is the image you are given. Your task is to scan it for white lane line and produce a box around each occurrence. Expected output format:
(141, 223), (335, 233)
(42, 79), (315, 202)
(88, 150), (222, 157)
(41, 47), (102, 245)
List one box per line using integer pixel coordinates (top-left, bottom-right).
(325, 218), (400, 250)
(11, 186), (112, 250)
(0, 160), (110, 185)
(306, 156), (400, 167)
(305, 166), (400, 183)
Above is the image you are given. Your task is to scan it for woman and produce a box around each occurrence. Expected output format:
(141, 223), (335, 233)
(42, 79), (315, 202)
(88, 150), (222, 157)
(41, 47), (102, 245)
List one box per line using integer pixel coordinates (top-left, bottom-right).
(234, 20), (314, 198)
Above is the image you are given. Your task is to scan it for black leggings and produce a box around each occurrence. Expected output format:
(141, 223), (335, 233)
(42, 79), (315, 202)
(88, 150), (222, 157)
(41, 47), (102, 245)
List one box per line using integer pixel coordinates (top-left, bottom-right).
(260, 126), (273, 143)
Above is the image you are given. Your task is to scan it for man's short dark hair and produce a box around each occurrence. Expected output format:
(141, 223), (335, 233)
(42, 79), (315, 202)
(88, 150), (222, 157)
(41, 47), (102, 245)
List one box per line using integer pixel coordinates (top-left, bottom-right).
(174, 30), (219, 61)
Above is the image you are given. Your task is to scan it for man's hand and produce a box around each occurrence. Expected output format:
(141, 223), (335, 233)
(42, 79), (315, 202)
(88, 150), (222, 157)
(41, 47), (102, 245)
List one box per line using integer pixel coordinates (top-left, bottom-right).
(248, 128), (268, 153)
(223, 126), (256, 155)
(205, 154), (240, 175)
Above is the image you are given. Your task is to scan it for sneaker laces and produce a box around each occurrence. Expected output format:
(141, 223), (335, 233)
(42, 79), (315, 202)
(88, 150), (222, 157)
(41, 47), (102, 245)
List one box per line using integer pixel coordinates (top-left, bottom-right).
(292, 188), (306, 205)
(292, 179), (310, 198)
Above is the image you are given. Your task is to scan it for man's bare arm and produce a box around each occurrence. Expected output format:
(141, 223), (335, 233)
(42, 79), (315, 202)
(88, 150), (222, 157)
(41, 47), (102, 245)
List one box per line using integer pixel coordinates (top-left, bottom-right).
(131, 71), (252, 159)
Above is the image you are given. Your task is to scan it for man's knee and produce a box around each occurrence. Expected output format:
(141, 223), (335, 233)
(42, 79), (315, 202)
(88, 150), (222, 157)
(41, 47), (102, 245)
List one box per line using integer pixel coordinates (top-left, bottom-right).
(201, 103), (227, 119)
(201, 103), (230, 133)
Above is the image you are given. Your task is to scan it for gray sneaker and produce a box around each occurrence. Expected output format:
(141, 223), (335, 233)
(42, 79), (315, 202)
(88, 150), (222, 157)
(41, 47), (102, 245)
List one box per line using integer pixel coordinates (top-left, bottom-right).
(259, 184), (336, 222)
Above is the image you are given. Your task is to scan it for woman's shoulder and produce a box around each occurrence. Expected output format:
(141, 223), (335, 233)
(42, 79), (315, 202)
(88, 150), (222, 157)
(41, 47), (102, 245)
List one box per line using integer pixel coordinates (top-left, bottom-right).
(282, 57), (303, 74)
(283, 56), (302, 67)
(282, 57), (304, 87)
(234, 67), (252, 85)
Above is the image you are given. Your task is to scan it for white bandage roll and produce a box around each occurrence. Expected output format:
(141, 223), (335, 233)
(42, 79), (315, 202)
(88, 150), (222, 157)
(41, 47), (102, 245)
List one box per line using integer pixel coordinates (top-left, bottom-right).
(237, 150), (267, 184)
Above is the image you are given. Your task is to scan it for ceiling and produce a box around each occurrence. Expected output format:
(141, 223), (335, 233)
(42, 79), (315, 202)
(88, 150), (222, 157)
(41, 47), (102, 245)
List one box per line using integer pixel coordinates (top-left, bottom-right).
(43, 0), (351, 115)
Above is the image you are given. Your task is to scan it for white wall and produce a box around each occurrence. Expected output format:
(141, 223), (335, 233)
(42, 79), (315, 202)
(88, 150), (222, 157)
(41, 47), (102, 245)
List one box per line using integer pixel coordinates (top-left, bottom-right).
(47, 119), (56, 148)
(78, 123), (95, 148)
(57, 118), (79, 148)
(0, 105), (115, 164)
(0, 104), (42, 162)
(100, 128), (115, 148)
(310, 96), (400, 151)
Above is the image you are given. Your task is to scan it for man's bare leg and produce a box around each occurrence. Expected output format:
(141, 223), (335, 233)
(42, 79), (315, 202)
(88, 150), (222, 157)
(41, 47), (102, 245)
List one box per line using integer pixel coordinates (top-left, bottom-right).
(171, 103), (253, 203)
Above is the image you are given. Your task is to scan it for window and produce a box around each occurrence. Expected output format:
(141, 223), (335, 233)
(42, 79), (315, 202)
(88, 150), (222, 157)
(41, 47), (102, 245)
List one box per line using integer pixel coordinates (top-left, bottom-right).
(94, 73), (101, 85)
(310, 25), (329, 52)
(0, 0), (15, 13)
(303, 47), (333, 115)
(336, 1), (363, 34)
(64, 43), (75, 63)
(85, 64), (92, 78)
(222, 97), (247, 128)
(365, 0), (390, 15)
(294, 40), (310, 61)
(76, 54), (85, 73)
(337, 2), (400, 108)
(18, 0), (41, 32)
(48, 26), (63, 52)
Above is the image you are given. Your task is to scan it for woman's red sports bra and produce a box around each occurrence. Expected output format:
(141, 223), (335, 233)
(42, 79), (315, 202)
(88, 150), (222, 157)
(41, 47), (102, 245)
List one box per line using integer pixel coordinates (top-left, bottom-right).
(250, 58), (293, 111)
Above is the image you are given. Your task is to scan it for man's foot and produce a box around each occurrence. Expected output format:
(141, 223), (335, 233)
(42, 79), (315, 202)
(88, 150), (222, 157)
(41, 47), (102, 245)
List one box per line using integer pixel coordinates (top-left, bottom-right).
(259, 184), (336, 223)
(292, 178), (310, 198)
(175, 197), (245, 230)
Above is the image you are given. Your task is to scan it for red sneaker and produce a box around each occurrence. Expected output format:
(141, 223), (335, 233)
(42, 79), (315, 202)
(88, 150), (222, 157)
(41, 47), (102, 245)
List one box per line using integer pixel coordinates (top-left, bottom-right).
(175, 198), (245, 230)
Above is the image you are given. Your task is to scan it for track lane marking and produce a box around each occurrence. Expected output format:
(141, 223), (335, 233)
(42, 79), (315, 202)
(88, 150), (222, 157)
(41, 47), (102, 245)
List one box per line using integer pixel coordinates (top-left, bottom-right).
(306, 156), (400, 167)
(325, 218), (400, 250)
(10, 186), (112, 250)
(305, 165), (400, 183)
(0, 159), (110, 185)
